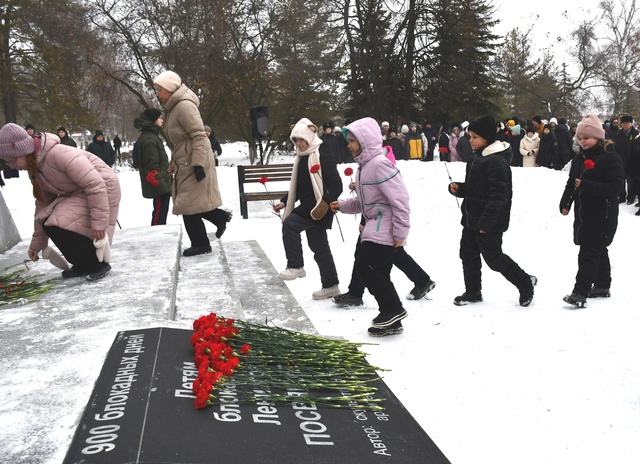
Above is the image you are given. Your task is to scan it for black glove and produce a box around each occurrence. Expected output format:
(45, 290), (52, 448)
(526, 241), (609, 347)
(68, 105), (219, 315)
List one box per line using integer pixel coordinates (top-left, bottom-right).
(194, 166), (205, 182)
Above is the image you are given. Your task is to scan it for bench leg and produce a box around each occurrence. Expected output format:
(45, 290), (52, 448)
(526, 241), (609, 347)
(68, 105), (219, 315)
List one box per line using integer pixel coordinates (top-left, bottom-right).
(240, 199), (248, 219)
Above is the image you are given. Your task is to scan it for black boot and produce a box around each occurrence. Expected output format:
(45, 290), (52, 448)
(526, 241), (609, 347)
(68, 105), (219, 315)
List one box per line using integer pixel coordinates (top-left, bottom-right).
(183, 245), (212, 257)
(216, 210), (233, 239)
(563, 292), (587, 308)
(519, 275), (538, 307)
(453, 291), (482, 306)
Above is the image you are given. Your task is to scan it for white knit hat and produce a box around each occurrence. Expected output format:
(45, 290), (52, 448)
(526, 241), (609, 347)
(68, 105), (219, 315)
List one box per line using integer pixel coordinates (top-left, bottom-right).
(153, 71), (182, 93)
(0, 123), (35, 161)
(290, 118), (319, 144)
(381, 121), (389, 128)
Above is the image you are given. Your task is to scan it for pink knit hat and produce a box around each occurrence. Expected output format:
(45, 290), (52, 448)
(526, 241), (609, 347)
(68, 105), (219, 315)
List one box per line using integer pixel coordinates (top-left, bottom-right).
(0, 123), (35, 161)
(576, 114), (605, 140)
(153, 70), (182, 93)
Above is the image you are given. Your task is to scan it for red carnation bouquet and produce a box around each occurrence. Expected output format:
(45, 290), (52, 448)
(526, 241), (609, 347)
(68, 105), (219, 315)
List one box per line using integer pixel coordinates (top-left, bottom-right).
(145, 169), (160, 187)
(190, 313), (385, 411)
(566, 159), (595, 208)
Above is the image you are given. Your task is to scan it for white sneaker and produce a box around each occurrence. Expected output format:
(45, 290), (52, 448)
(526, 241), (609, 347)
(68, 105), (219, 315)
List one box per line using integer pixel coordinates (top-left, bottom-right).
(312, 284), (341, 300)
(278, 267), (306, 280)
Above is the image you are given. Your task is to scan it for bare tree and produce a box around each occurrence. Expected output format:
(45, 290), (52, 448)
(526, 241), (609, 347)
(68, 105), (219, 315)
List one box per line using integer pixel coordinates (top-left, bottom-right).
(596, 0), (640, 115)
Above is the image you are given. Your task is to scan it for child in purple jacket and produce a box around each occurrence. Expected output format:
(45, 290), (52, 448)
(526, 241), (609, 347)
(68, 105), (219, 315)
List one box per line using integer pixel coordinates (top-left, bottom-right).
(330, 117), (411, 337)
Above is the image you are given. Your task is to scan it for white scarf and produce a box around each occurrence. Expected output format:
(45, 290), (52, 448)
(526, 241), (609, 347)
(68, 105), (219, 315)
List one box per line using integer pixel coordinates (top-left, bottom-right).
(283, 138), (324, 220)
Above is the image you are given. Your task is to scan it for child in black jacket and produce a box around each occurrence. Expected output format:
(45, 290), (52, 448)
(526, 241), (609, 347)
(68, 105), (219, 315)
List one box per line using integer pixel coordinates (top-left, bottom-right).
(560, 114), (625, 308)
(449, 114), (537, 307)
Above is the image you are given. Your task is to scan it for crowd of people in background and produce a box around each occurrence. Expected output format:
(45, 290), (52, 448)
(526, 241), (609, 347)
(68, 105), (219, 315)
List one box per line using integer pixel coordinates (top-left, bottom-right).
(317, 113), (638, 215)
(1, 82), (638, 332)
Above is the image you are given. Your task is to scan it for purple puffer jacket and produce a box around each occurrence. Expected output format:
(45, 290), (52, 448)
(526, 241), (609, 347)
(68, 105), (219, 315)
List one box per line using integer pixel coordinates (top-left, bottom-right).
(338, 117), (410, 246)
(30, 133), (121, 252)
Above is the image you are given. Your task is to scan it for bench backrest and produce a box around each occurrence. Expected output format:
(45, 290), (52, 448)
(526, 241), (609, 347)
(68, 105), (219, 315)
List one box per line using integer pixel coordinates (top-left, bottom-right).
(238, 164), (295, 184)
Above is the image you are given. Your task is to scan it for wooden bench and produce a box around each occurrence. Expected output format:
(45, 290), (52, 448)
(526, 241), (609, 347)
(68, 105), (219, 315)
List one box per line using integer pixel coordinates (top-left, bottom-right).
(237, 164), (294, 219)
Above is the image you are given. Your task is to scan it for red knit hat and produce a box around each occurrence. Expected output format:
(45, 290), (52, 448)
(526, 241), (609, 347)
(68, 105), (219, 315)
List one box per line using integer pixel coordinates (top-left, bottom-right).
(575, 114), (605, 140)
(0, 123), (36, 161)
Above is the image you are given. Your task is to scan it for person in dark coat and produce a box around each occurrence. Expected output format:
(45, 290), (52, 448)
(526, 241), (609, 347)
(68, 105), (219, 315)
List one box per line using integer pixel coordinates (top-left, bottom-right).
(57, 126), (77, 148)
(333, 125), (353, 163)
(554, 118), (573, 170)
(437, 125), (451, 162)
(613, 115), (639, 203)
(274, 118), (343, 301)
(422, 121), (437, 161)
(134, 108), (172, 225)
(509, 124), (524, 167)
(448, 114), (536, 307)
(630, 133), (640, 213)
(457, 122), (474, 162)
(384, 127), (404, 161)
(560, 113), (625, 307)
(86, 130), (116, 167)
(112, 135), (122, 157)
(319, 122), (340, 163)
(536, 123), (558, 168)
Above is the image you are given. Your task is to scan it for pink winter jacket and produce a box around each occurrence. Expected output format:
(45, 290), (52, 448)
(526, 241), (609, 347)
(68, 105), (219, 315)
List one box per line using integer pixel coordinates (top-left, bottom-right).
(338, 118), (410, 246)
(29, 133), (121, 253)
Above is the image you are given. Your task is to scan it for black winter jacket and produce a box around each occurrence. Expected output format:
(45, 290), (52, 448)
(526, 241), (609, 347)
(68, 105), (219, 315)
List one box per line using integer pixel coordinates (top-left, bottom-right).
(87, 137), (116, 167)
(560, 144), (624, 247)
(629, 134), (640, 177)
(451, 141), (514, 233)
(613, 126), (639, 172)
(133, 115), (171, 199)
(281, 151), (343, 230)
(457, 134), (474, 162)
(537, 131), (557, 168)
(554, 124), (573, 168)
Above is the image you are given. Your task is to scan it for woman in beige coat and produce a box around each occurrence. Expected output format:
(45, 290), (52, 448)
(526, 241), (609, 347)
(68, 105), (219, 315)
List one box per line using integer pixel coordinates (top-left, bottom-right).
(153, 71), (232, 256)
(519, 126), (540, 167)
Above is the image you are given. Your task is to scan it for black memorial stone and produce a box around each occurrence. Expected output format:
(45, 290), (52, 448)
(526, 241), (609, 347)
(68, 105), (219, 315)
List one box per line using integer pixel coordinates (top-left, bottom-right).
(64, 328), (451, 464)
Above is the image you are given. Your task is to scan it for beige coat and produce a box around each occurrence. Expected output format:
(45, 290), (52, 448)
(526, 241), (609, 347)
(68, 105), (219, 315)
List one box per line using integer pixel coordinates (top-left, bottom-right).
(162, 84), (222, 215)
(520, 134), (540, 168)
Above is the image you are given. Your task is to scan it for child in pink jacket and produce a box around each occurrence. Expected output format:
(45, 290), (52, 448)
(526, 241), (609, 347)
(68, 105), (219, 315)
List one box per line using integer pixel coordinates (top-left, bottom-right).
(330, 117), (411, 337)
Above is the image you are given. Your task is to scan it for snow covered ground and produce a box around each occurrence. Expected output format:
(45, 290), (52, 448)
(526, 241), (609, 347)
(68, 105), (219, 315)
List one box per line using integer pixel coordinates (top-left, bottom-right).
(1, 141), (639, 464)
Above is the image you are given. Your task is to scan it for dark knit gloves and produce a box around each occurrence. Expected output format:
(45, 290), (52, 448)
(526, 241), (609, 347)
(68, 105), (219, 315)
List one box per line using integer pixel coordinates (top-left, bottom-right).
(194, 166), (205, 182)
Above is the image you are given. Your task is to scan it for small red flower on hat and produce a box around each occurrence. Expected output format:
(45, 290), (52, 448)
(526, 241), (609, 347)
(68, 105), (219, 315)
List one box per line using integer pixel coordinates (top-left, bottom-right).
(566, 159), (596, 208)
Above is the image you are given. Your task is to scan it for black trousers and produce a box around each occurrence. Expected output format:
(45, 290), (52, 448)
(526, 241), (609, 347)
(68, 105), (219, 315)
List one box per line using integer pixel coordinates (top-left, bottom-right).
(355, 241), (403, 315)
(348, 236), (430, 298)
(459, 228), (530, 294)
(628, 175), (640, 203)
(42, 225), (101, 272)
(183, 208), (227, 247)
(151, 193), (171, 226)
(573, 245), (611, 296)
(282, 212), (338, 288)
